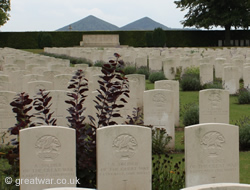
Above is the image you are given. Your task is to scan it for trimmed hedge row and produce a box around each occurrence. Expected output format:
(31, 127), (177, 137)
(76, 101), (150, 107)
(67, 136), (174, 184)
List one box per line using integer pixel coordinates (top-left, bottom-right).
(0, 30), (249, 49)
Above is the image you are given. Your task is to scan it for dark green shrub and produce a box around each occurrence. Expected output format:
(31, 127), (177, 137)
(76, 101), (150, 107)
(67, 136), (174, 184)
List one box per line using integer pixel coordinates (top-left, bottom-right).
(182, 103), (199, 126)
(239, 123), (250, 151)
(184, 66), (200, 78)
(238, 88), (250, 104)
(146, 32), (154, 47)
(181, 75), (202, 91)
(38, 33), (53, 48)
(180, 67), (201, 91)
(123, 66), (137, 75)
(136, 66), (150, 79)
(202, 81), (223, 89)
(152, 28), (166, 47)
(94, 60), (106, 67)
(149, 72), (166, 83)
(234, 115), (250, 151)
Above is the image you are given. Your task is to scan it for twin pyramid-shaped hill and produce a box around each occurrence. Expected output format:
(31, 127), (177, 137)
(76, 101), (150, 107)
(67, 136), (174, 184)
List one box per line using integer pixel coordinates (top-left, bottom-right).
(57, 15), (171, 31)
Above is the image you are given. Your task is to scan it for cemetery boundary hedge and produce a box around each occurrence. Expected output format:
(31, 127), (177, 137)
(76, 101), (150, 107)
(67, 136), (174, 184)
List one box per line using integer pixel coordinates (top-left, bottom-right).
(0, 30), (249, 49)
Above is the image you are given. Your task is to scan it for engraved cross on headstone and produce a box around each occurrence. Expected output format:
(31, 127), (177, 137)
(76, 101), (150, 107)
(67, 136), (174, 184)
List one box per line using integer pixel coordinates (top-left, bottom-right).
(123, 179), (128, 190)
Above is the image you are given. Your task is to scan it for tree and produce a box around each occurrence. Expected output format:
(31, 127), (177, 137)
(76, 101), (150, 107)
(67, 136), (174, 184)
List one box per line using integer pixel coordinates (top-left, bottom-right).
(174, 0), (250, 46)
(0, 0), (11, 26)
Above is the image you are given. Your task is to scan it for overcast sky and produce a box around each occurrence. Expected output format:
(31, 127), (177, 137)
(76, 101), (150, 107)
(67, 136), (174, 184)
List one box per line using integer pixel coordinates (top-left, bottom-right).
(0, 0), (195, 31)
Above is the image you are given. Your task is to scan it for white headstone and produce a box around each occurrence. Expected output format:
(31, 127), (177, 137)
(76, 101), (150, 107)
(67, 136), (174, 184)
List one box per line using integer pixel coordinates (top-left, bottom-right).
(143, 89), (175, 148)
(181, 183), (250, 190)
(54, 74), (72, 90)
(162, 57), (176, 80)
(0, 91), (16, 144)
(185, 123), (239, 187)
(199, 89), (229, 124)
(125, 74), (145, 108)
(148, 57), (162, 72)
(243, 66), (250, 88)
(97, 125), (151, 190)
(223, 66), (239, 94)
(200, 63), (213, 85)
(155, 80), (180, 127)
(20, 126), (76, 190)
(135, 57), (147, 68)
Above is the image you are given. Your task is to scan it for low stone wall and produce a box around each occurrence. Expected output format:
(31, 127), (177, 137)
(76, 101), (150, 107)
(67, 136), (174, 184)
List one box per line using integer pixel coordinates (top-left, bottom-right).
(80, 34), (120, 47)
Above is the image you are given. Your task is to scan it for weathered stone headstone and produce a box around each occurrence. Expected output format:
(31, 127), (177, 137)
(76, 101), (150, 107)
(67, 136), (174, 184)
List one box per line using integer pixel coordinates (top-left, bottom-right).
(243, 66), (250, 88)
(97, 125), (151, 190)
(162, 57), (176, 80)
(148, 57), (162, 71)
(0, 74), (10, 91)
(181, 183), (250, 190)
(20, 126), (76, 190)
(27, 81), (53, 97)
(185, 123), (239, 187)
(0, 91), (16, 144)
(54, 74), (72, 90)
(155, 80), (179, 127)
(126, 74), (145, 108)
(199, 89), (229, 124)
(200, 63), (213, 85)
(135, 57), (147, 68)
(215, 58), (227, 79)
(43, 188), (95, 190)
(143, 89), (175, 148)
(46, 90), (70, 127)
(223, 66), (239, 94)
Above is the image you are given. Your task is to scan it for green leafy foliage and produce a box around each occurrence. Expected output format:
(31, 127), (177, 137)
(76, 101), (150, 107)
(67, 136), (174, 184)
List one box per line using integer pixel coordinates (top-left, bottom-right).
(149, 72), (167, 83)
(174, 0), (250, 45)
(123, 65), (137, 75)
(234, 115), (250, 151)
(136, 66), (150, 79)
(152, 128), (172, 155)
(238, 88), (250, 104)
(0, 0), (11, 26)
(182, 103), (199, 126)
(152, 154), (185, 190)
(181, 67), (202, 91)
(239, 123), (250, 151)
(126, 107), (144, 125)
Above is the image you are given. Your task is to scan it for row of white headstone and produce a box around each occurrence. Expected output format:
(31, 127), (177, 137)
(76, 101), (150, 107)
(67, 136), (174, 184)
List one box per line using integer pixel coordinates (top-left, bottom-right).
(44, 46), (250, 93)
(0, 82), (231, 151)
(18, 122), (242, 190)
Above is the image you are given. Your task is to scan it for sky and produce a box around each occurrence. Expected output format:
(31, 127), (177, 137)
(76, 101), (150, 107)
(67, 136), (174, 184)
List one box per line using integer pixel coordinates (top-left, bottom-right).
(0, 0), (194, 31)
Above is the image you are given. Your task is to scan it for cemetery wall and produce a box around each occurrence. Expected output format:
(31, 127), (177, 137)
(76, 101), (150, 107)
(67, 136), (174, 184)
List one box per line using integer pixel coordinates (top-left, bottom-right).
(0, 30), (249, 49)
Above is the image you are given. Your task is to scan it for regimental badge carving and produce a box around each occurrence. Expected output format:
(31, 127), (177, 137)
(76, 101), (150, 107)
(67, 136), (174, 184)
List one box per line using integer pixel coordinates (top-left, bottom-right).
(152, 93), (167, 103)
(35, 135), (61, 161)
(162, 83), (172, 90)
(200, 131), (225, 157)
(112, 134), (138, 160)
(208, 91), (222, 110)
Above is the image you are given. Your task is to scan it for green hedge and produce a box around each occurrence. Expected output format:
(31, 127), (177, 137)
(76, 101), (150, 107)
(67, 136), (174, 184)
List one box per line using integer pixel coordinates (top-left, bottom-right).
(0, 30), (249, 49)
